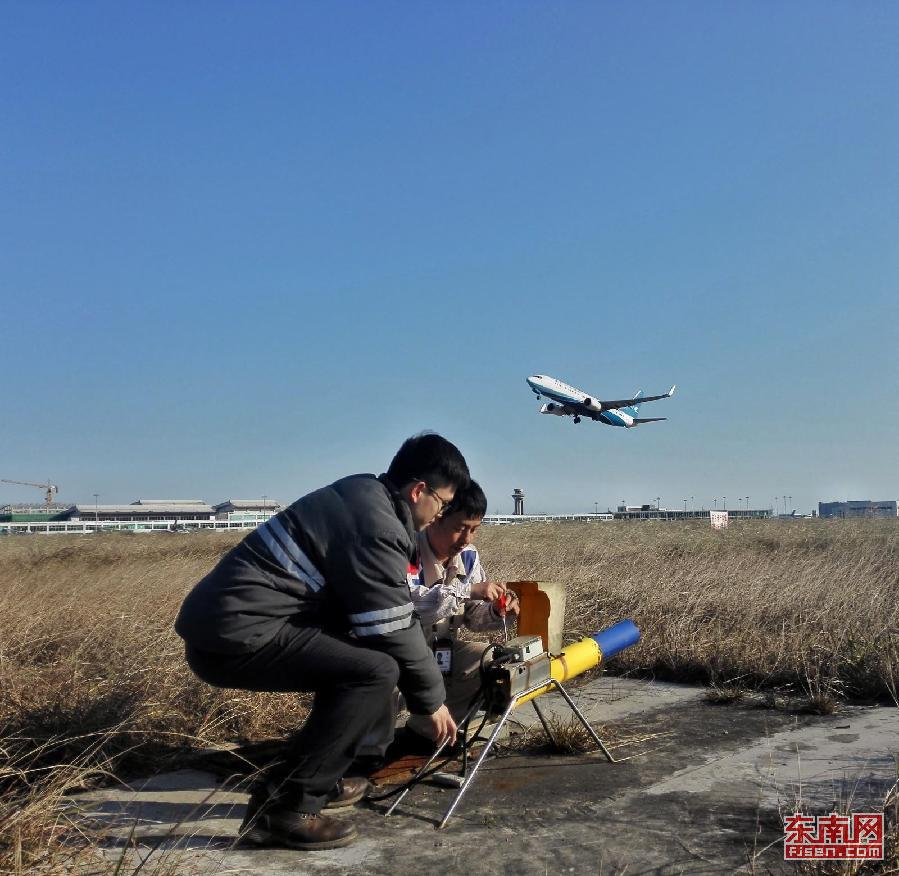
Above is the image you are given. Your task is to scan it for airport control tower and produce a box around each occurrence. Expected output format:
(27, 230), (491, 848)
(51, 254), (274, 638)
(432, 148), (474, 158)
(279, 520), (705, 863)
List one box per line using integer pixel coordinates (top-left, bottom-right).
(512, 488), (525, 515)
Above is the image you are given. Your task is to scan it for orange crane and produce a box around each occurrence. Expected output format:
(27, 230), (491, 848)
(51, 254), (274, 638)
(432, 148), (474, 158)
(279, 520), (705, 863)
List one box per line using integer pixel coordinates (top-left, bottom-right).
(1, 479), (59, 507)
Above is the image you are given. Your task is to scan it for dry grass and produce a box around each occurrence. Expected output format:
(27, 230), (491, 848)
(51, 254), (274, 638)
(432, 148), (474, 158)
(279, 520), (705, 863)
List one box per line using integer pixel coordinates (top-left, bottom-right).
(759, 764), (899, 875)
(1, 519), (897, 872)
(0, 531), (296, 873)
(501, 713), (669, 759)
(478, 519), (899, 703)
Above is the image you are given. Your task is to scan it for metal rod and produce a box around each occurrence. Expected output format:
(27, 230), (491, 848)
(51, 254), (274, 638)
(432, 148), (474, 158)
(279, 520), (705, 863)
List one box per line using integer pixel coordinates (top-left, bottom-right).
(459, 694), (484, 777)
(437, 675), (582, 828)
(531, 698), (556, 747)
(438, 698), (517, 829)
(438, 678), (618, 827)
(384, 737), (451, 816)
(385, 696), (484, 816)
(550, 680), (616, 763)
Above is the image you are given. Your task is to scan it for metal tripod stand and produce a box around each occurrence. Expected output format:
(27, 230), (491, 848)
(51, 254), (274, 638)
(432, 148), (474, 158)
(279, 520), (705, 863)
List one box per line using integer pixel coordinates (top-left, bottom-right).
(386, 677), (619, 828)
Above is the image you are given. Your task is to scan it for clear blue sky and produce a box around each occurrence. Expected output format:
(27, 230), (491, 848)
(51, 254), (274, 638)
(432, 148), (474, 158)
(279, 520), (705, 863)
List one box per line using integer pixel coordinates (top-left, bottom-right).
(3, 3), (897, 515)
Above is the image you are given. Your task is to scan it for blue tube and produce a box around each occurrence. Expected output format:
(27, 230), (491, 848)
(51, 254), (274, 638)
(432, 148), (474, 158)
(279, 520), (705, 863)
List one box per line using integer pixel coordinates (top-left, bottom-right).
(592, 619), (641, 659)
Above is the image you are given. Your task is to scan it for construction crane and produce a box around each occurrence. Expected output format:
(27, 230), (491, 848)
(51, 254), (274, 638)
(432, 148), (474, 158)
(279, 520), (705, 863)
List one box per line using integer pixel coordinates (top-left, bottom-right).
(1, 479), (59, 507)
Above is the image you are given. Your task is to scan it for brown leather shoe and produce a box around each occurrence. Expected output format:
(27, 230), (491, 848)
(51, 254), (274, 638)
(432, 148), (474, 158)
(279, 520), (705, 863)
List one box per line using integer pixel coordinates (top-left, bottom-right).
(238, 777), (368, 847)
(240, 806), (356, 850)
(324, 777), (370, 809)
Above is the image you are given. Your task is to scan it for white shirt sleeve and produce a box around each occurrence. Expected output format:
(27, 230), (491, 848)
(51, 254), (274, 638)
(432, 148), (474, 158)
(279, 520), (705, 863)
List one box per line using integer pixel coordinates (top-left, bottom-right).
(409, 570), (464, 627)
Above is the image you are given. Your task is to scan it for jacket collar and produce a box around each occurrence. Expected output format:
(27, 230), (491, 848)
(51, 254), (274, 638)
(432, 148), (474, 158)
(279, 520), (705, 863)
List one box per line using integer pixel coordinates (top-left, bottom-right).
(378, 474), (416, 545)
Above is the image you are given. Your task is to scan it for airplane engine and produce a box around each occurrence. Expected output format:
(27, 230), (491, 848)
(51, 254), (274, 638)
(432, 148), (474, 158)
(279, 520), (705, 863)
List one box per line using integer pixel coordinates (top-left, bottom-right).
(540, 403), (566, 416)
(582, 397), (603, 412)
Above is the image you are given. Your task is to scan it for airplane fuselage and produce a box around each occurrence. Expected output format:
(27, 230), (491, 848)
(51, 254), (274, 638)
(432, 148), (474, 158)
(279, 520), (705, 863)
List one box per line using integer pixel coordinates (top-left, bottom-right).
(526, 375), (636, 427)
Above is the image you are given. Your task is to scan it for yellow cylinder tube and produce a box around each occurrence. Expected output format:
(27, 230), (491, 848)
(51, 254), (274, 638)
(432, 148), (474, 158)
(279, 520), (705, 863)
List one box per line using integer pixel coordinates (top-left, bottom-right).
(514, 637), (602, 706)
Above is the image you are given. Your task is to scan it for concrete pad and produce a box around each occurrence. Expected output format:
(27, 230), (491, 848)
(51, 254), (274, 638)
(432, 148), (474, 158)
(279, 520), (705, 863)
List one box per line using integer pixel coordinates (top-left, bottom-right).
(68, 677), (898, 875)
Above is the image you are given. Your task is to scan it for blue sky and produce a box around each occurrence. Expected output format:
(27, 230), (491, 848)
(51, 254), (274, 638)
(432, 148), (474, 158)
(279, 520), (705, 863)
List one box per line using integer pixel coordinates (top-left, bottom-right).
(2, 3), (897, 515)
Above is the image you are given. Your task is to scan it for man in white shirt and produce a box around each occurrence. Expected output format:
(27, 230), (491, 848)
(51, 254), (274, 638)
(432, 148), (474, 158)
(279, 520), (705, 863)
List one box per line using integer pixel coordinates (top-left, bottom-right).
(405, 480), (519, 736)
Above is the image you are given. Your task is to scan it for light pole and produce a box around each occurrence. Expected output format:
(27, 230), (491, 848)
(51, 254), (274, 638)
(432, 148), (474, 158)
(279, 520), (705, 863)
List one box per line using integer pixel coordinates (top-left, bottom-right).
(690, 496), (694, 512)
(787, 496), (792, 515)
(746, 496), (750, 515)
(713, 498), (717, 509)
(723, 496), (727, 510)
(594, 501), (598, 515)
(93, 493), (99, 523)
(683, 498), (687, 512)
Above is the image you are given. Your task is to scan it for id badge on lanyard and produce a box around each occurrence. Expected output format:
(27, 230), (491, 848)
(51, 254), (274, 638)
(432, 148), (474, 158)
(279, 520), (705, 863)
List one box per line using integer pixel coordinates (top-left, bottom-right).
(434, 642), (453, 674)
(430, 623), (454, 674)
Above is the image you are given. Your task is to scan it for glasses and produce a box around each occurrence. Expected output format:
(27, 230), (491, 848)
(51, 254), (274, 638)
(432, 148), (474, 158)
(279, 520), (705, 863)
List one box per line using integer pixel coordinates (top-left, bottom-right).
(414, 479), (453, 517)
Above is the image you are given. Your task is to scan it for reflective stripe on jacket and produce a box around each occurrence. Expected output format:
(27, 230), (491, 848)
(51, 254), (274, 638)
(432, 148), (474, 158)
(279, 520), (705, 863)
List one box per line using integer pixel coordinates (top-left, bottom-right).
(175, 473), (445, 714)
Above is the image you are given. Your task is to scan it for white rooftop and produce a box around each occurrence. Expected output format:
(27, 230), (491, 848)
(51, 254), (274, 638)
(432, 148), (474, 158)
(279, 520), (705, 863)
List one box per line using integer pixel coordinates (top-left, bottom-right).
(72, 503), (214, 515)
(132, 499), (206, 505)
(214, 499), (282, 510)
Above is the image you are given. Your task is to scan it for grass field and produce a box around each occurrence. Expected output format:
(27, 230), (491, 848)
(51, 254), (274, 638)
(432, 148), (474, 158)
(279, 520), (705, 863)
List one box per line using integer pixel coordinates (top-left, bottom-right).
(1, 519), (897, 872)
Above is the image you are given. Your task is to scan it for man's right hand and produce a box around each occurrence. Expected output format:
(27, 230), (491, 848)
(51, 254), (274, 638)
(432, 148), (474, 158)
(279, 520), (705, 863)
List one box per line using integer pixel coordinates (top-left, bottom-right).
(470, 580), (507, 602)
(424, 704), (457, 747)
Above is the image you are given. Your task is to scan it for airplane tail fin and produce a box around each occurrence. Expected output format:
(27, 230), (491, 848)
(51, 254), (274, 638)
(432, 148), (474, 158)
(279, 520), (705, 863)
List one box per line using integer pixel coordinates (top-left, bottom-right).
(621, 390), (644, 418)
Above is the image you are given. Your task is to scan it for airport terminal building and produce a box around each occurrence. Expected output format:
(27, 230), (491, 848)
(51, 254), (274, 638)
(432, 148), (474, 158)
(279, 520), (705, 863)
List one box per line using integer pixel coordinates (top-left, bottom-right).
(1, 498), (282, 534)
(69, 500), (215, 522)
(818, 500), (899, 519)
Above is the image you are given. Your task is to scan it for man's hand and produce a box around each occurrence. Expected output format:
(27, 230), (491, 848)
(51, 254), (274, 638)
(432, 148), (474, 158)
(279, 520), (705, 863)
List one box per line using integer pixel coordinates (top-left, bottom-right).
(500, 590), (520, 616)
(424, 704), (457, 747)
(470, 580), (507, 602)
(471, 580), (521, 616)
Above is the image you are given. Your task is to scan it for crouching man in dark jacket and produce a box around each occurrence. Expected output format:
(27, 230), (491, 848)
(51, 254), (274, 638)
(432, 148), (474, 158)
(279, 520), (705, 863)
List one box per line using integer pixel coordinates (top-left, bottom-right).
(174, 433), (468, 850)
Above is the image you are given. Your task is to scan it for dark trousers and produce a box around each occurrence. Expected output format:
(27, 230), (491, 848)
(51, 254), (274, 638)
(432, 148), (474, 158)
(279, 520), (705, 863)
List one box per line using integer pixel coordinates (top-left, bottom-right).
(185, 620), (399, 814)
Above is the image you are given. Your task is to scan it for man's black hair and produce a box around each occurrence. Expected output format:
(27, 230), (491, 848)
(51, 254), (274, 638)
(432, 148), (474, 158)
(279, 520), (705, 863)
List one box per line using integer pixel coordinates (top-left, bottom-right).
(386, 432), (470, 492)
(446, 479), (487, 520)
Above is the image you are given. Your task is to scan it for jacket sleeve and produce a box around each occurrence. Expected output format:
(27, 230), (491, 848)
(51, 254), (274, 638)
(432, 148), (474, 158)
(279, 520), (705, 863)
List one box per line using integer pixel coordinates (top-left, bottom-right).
(331, 532), (446, 715)
(463, 598), (502, 632)
(461, 549), (502, 632)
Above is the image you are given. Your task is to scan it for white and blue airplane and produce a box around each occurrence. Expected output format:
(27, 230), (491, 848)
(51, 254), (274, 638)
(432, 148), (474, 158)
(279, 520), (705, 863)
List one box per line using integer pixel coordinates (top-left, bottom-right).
(526, 374), (676, 427)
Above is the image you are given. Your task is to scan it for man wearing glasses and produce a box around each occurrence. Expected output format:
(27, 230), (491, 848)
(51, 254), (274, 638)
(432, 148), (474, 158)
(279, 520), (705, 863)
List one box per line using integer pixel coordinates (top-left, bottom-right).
(175, 432), (469, 850)
(405, 479), (519, 740)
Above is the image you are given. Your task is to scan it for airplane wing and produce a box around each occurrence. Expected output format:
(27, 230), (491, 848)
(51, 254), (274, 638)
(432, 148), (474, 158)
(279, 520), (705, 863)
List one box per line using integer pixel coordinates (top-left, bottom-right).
(598, 385), (676, 410)
(631, 417), (667, 425)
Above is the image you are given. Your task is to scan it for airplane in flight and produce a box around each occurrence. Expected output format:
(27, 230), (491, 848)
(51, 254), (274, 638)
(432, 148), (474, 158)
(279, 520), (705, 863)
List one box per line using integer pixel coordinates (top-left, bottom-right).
(526, 374), (676, 427)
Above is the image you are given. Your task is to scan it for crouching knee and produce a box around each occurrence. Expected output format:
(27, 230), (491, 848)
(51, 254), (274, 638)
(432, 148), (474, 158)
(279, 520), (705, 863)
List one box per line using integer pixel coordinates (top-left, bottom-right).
(368, 652), (400, 693)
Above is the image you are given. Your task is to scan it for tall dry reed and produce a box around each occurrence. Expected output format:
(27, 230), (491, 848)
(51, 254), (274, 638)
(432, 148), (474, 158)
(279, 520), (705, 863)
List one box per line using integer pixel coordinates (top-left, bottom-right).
(478, 519), (899, 700)
(1, 520), (897, 872)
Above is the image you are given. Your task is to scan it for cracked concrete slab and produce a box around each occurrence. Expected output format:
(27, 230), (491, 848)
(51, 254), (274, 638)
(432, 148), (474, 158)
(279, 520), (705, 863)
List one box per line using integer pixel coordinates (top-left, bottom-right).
(69, 677), (898, 875)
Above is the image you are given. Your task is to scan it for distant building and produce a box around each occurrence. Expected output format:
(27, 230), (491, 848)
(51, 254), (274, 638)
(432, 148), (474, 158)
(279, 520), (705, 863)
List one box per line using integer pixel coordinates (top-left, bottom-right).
(0, 503), (71, 523)
(2, 497), (280, 535)
(68, 501), (215, 521)
(818, 500), (898, 519)
(614, 506), (769, 521)
(132, 499), (206, 506)
(214, 499), (282, 523)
